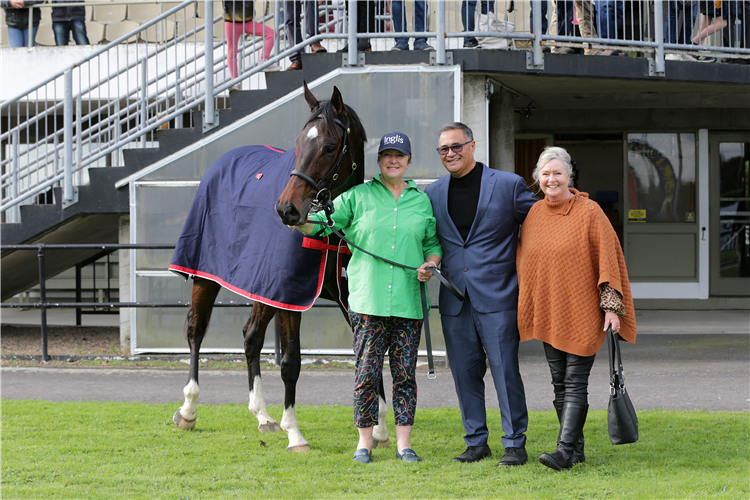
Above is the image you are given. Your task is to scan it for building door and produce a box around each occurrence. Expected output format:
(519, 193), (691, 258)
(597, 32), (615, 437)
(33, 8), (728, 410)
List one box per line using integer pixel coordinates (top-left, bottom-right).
(710, 135), (750, 296)
(624, 133), (705, 299)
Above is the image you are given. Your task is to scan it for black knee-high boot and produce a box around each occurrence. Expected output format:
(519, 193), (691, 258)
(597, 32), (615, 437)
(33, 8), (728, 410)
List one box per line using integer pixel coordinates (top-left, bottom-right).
(540, 402), (587, 471)
(553, 402), (587, 464)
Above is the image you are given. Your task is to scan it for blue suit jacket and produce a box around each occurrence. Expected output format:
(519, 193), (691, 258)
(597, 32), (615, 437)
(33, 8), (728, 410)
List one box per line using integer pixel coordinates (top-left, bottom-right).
(425, 164), (538, 316)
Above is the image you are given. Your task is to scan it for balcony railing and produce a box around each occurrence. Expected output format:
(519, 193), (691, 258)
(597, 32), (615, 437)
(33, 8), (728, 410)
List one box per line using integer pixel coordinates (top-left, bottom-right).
(1, 1), (748, 224)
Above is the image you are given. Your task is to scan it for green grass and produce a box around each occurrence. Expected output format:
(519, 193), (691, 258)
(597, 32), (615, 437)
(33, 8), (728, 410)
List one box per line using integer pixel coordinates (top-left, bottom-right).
(2, 400), (748, 499)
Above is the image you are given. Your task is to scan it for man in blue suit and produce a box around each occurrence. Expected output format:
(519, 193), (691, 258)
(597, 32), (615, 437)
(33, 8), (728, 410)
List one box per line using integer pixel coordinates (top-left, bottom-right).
(425, 122), (537, 466)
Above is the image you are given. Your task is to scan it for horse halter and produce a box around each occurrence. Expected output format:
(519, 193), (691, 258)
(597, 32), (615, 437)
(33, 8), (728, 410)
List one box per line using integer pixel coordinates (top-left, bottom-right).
(290, 117), (356, 216)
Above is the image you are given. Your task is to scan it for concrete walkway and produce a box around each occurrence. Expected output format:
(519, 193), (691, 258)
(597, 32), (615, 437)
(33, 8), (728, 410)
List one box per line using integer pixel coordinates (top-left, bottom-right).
(3, 333), (748, 412)
(2, 309), (748, 412)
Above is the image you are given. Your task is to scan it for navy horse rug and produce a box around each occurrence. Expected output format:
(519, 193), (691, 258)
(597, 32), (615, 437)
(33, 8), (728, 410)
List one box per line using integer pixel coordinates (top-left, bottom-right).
(169, 145), (349, 311)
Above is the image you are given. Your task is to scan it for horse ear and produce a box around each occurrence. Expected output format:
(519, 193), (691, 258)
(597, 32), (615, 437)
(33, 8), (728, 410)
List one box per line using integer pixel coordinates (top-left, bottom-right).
(331, 86), (345, 116)
(303, 81), (319, 112)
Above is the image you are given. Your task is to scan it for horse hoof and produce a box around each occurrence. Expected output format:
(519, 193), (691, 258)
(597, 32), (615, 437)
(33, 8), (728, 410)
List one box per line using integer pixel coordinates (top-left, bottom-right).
(373, 438), (390, 448)
(259, 423), (281, 433)
(287, 444), (311, 453)
(173, 410), (196, 430)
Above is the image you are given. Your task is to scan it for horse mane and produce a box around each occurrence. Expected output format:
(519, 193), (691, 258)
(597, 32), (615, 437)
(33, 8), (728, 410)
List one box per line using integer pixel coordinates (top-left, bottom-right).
(306, 99), (367, 144)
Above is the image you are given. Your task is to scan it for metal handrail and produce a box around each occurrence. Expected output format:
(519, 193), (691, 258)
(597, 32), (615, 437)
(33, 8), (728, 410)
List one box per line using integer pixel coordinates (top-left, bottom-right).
(3, 0), (749, 224)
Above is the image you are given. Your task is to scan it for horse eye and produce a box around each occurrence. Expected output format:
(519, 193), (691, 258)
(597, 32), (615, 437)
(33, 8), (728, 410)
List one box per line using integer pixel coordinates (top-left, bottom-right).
(323, 144), (337, 156)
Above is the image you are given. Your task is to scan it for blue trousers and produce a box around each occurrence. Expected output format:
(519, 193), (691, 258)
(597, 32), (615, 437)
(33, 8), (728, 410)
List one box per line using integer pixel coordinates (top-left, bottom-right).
(391, 0), (427, 44)
(8, 25), (39, 48)
(441, 296), (527, 449)
(594, 0), (624, 40)
(53, 20), (90, 46)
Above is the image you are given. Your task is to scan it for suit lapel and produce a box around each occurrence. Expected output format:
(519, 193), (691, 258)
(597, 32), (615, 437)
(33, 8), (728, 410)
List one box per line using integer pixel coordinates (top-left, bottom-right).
(465, 164), (496, 243)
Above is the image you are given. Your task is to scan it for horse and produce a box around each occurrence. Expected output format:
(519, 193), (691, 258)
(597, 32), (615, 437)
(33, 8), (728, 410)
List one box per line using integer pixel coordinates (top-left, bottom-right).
(170, 83), (392, 452)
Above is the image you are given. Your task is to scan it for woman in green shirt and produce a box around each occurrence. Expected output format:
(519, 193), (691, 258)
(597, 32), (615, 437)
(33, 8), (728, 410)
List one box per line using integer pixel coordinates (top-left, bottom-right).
(293, 132), (441, 464)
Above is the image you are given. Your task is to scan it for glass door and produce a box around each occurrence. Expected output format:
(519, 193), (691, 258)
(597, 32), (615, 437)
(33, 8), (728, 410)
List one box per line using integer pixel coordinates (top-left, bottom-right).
(710, 136), (750, 296)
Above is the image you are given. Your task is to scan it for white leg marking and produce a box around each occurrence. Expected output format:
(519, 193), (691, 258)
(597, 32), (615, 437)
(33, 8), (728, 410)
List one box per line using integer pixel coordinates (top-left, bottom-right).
(248, 375), (279, 430)
(372, 395), (390, 447)
(307, 126), (318, 140)
(281, 406), (310, 452)
(179, 379), (200, 421)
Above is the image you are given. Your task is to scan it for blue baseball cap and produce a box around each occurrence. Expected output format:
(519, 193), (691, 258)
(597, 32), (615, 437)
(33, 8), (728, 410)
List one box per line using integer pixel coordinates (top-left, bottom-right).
(378, 131), (411, 156)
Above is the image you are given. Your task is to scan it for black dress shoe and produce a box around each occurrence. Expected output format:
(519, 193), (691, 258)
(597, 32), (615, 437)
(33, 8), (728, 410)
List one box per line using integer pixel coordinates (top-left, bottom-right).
(498, 447), (528, 466)
(452, 445), (491, 463)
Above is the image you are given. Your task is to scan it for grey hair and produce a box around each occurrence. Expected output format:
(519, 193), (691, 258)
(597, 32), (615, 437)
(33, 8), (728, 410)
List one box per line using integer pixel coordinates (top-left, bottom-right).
(532, 146), (574, 187)
(437, 122), (474, 141)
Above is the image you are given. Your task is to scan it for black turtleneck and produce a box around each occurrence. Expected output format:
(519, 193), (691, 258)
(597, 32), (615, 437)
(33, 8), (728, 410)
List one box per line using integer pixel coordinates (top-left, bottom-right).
(447, 162), (482, 241)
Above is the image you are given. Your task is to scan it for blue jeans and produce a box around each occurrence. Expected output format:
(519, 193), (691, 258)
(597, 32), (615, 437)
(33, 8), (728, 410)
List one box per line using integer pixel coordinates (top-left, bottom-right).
(461, 1), (495, 42)
(529, 0), (548, 34)
(391, 0), (427, 44)
(664, 1), (698, 45)
(594, 0), (624, 40)
(8, 25), (39, 47)
(52, 20), (90, 46)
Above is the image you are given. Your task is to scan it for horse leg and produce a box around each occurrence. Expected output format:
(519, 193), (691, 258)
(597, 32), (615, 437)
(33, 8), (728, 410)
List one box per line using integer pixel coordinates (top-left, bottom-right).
(244, 303), (282, 433)
(174, 279), (221, 430)
(372, 378), (391, 448)
(276, 310), (311, 452)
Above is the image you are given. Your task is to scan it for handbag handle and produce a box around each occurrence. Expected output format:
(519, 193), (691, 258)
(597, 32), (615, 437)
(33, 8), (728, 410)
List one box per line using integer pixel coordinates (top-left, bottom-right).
(607, 325), (626, 395)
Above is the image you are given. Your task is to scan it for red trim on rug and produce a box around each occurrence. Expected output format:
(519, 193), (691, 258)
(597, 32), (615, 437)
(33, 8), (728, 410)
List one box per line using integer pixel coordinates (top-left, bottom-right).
(168, 249), (327, 312)
(263, 145), (285, 153)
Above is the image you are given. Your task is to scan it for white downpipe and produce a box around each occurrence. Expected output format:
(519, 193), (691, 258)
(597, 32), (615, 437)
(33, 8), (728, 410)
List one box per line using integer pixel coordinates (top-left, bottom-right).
(63, 70), (74, 202)
(347, 0), (357, 64)
(203, 0), (215, 125)
(436, 1), (446, 65)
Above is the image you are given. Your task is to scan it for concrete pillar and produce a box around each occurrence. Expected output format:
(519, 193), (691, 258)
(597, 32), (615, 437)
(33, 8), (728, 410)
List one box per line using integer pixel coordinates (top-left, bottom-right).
(490, 88), (515, 172)
(461, 75), (488, 166)
(118, 215), (131, 354)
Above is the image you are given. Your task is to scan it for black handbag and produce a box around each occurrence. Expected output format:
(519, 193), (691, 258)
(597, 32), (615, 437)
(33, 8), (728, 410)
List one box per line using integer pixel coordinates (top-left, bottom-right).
(607, 326), (639, 444)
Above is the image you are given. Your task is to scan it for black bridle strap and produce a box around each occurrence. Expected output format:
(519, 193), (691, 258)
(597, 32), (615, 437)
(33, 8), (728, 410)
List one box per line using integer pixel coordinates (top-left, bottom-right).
(291, 118), (352, 197)
(310, 219), (465, 379)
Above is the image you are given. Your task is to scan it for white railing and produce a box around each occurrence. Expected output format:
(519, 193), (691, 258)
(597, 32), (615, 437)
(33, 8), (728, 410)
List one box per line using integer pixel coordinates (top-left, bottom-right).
(2, 1), (748, 224)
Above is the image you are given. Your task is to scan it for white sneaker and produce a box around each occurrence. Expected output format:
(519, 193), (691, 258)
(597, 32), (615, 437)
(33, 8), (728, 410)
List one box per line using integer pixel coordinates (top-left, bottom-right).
(255, 61), (281, 72)
(665, 53), (695, 61)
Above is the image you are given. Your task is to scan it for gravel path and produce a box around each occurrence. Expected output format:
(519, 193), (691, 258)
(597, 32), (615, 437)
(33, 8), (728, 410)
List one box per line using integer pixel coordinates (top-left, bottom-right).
(1, 325), (124, 357)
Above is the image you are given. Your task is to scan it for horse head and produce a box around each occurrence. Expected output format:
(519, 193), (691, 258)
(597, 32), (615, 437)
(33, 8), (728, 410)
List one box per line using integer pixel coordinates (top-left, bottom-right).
(276, 82), (366, 226)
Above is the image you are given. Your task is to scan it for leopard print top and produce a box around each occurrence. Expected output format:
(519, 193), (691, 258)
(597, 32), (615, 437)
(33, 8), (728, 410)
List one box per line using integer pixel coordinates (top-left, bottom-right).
(600, 283), (626, 316)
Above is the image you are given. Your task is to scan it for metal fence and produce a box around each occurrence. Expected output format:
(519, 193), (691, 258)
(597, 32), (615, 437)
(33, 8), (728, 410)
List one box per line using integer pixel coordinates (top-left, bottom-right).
(1, 1), (748, 224)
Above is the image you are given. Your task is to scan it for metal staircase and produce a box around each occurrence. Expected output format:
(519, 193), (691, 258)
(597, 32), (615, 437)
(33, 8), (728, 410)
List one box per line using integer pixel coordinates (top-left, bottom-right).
(0, 1), (335, 300)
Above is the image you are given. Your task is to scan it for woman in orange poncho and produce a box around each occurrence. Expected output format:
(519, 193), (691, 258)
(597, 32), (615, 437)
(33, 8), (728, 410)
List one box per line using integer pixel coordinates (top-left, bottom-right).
(517, 146), (636, 471)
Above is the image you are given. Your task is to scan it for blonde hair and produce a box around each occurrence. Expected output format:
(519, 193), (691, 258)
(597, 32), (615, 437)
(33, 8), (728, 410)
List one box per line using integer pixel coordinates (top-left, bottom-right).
(532, 146), (574, 187)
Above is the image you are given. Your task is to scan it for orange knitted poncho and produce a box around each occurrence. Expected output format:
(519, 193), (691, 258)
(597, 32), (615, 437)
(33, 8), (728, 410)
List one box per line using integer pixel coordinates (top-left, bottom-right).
(517, 189), (637, 357)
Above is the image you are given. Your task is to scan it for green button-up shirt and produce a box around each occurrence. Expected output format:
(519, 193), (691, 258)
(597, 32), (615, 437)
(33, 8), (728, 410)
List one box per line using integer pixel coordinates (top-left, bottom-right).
(310, 175), (442, 319)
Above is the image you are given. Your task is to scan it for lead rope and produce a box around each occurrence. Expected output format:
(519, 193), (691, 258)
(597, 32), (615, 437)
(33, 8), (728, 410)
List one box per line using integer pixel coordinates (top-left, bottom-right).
(311, 217), (465, 380)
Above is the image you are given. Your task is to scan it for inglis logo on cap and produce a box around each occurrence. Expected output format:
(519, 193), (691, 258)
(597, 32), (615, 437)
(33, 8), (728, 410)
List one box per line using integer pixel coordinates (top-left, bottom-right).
(378, 132), (411, 155)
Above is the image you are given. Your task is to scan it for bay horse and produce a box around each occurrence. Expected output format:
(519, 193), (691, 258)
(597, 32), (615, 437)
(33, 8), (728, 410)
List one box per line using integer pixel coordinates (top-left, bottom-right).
(171, 83), (392, 452)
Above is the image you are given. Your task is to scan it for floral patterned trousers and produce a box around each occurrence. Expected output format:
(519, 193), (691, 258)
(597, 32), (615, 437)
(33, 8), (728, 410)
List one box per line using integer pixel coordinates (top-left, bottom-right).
(349, 311), (423, 428)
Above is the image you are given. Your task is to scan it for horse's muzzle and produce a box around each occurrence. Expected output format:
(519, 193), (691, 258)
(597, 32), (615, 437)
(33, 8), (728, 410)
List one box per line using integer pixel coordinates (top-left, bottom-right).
(276, 200), (303, 226)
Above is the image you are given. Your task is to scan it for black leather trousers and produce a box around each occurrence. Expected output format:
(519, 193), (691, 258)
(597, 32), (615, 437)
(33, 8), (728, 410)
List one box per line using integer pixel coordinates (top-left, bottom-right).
(543, 343), (596, 407)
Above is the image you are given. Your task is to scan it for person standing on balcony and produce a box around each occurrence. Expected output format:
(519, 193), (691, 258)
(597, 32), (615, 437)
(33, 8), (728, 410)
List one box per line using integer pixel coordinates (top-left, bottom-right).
(223, 0), (278, 81)
(425, 122), (537, 467)
(284, 1), (327, 71)
(594, 0), (624, 55)
(460, 1), (495, 48)
(390, 0), (433, 51)
(2, 0), (44, 48)
(51, 0), (89, 46)
(337, 1), (376, 52)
